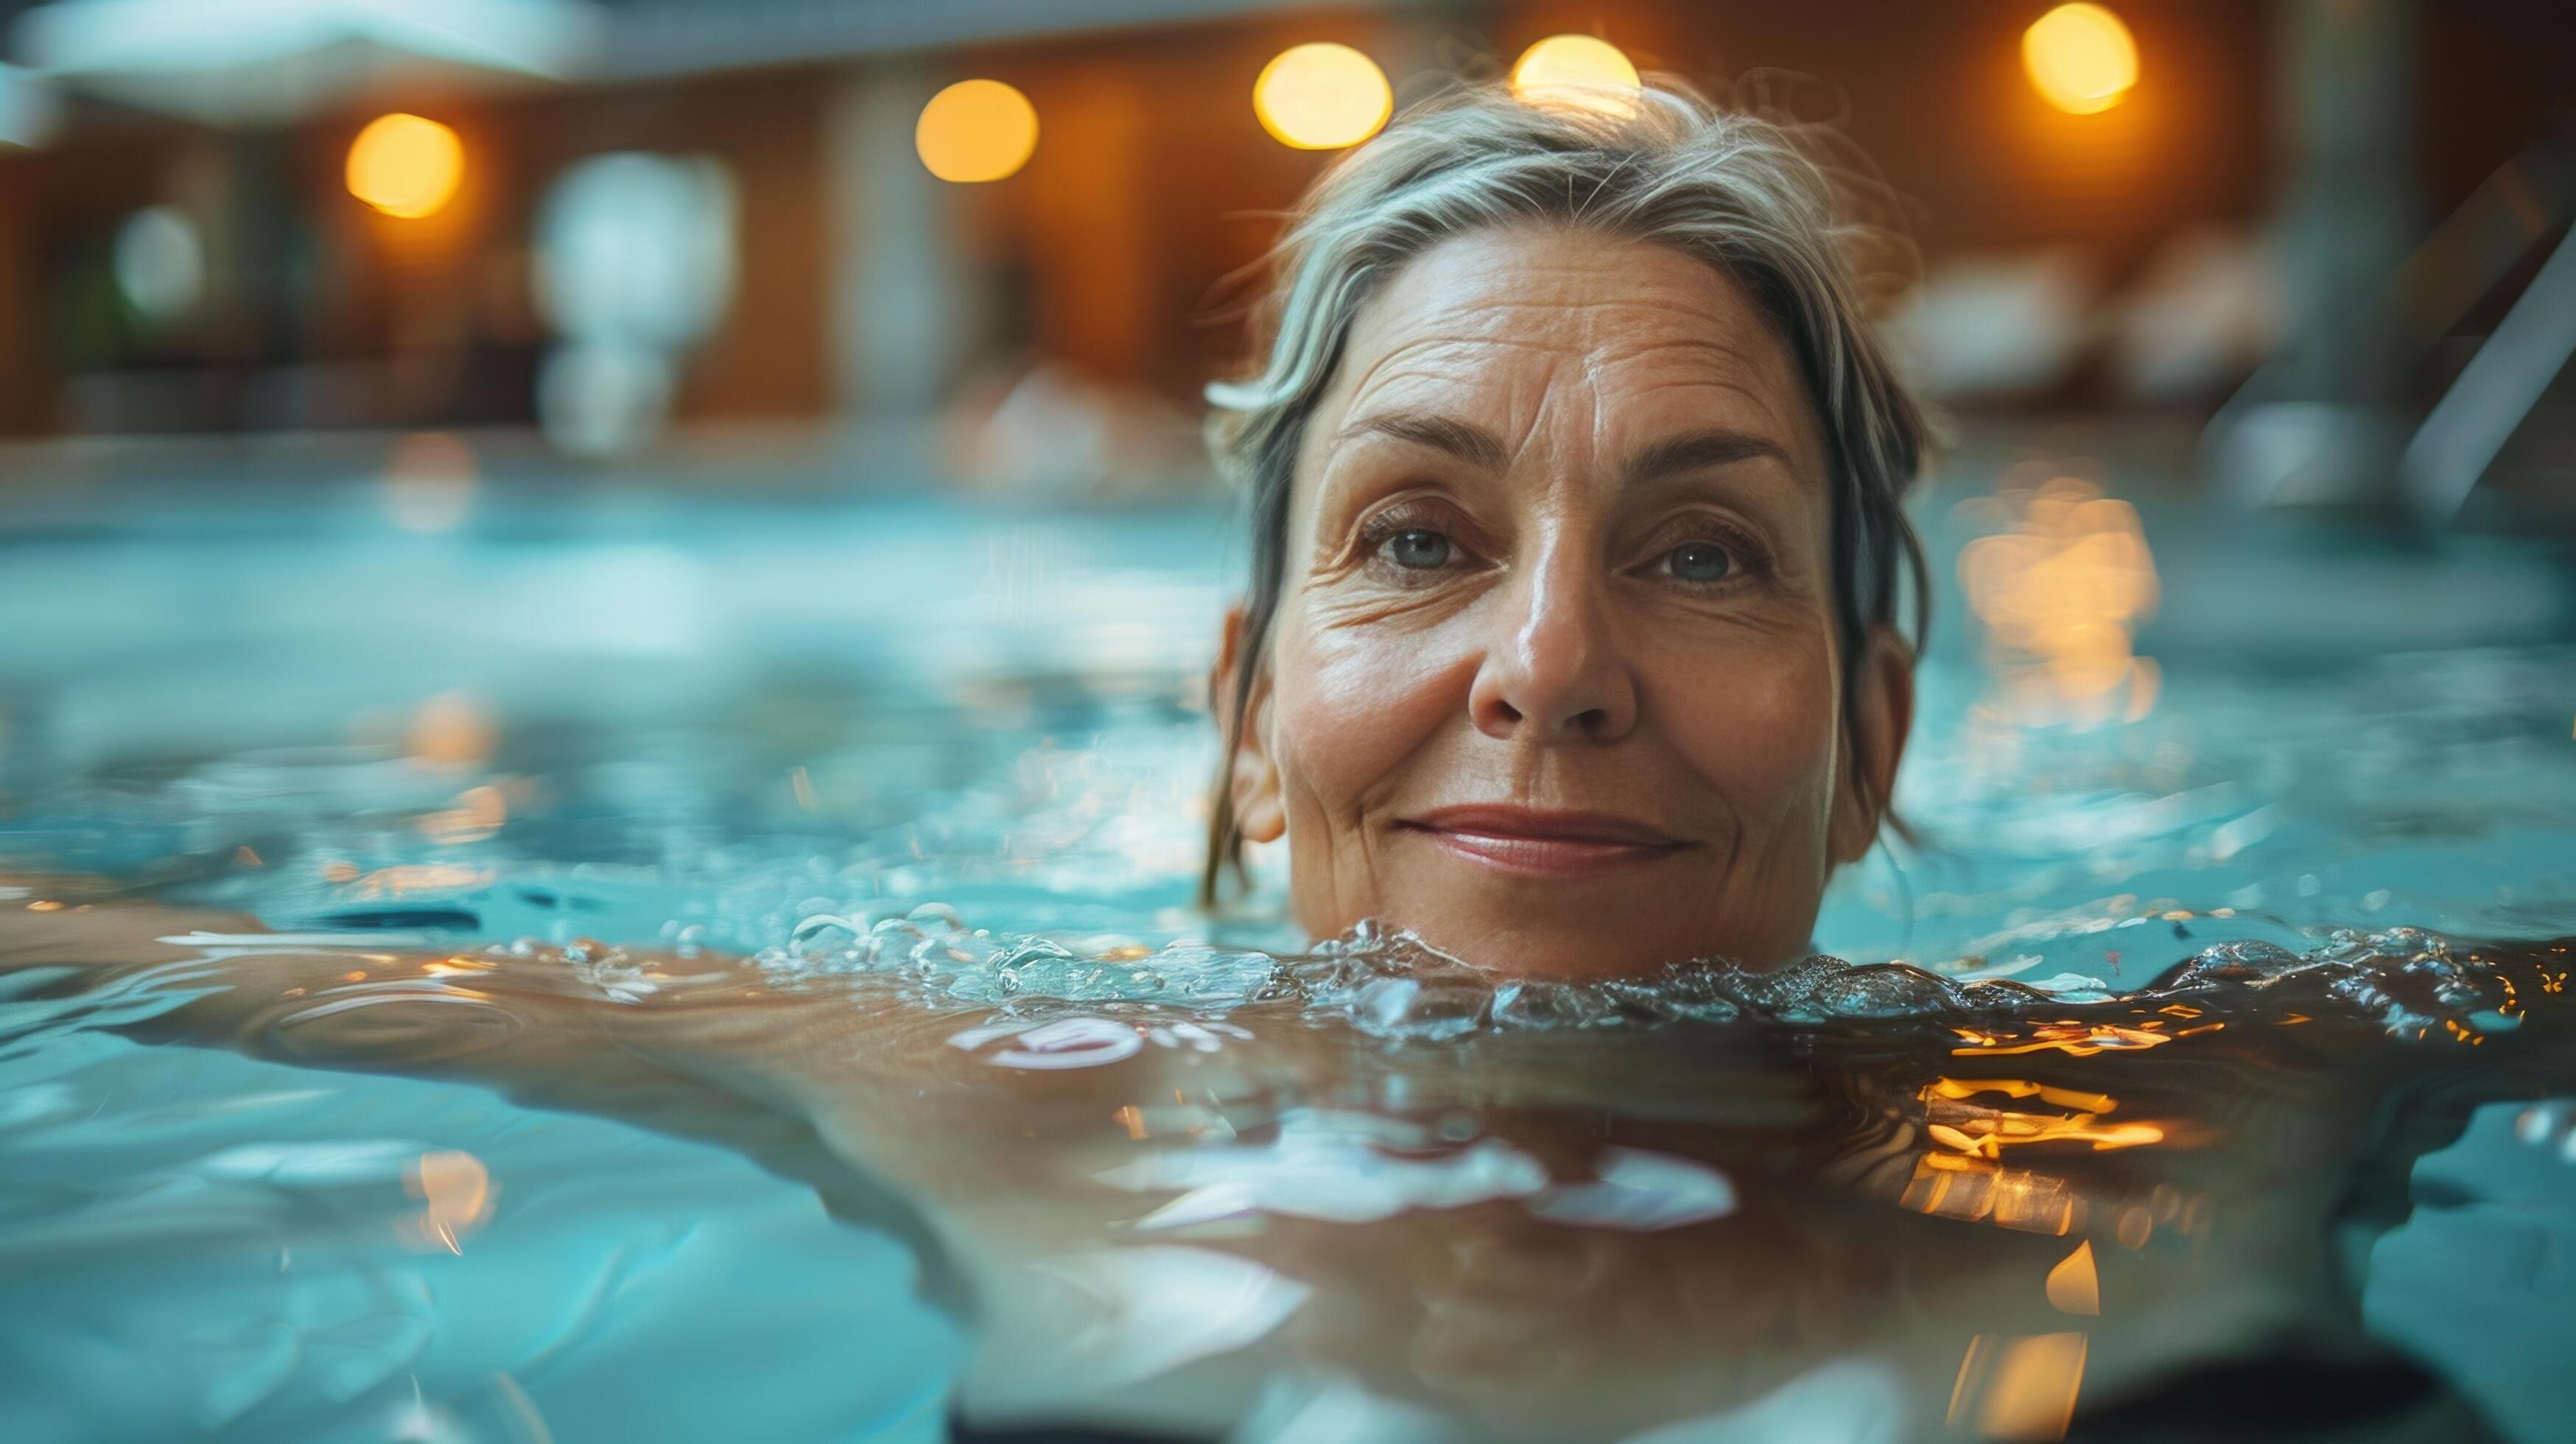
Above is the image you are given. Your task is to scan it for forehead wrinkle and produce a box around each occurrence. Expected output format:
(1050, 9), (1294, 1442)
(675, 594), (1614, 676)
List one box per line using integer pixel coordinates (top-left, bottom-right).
(1337, 331), (1576, 413)
(1326, 338), (1578, 477)
(1609, 372), (1808, 456)
(1586, 326), (1798, 397)
(1311, 240), (1819, 511)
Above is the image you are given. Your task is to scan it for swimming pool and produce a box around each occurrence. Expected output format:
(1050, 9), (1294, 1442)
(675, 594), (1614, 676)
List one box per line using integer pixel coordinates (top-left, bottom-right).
(2, 429), (2572, 1441)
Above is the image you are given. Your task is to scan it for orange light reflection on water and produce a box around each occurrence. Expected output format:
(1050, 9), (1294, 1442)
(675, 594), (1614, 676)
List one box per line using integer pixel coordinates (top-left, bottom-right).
(421, 784), (508, 844)
(1953, 1331), (2089, 1440)
(401, 1150), (494, 1253)
(1958, 475), (2159, 726)
(1902, 1154), (2084, 1235)
(1920, 1073), (2166, 1161)
(1931, 1077), (2118, 1113)
(407, 692), (496, 768)
(1951, 1023), (2171, 1058)
(2045, 1239), (2101, 1315)
(340, 863), (494, 898)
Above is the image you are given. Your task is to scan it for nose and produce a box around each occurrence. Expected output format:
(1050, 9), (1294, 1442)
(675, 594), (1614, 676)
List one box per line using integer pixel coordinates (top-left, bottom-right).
(1467, 548), (1639, 743)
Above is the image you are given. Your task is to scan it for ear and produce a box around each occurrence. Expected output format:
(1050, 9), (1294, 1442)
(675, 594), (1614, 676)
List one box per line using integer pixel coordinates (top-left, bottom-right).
(1211, 603), (1285, 844)
(1831, 625), (1915, 865)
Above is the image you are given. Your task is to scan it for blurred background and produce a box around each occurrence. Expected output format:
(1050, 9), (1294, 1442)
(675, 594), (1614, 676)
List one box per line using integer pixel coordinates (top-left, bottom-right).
(0, 0), (2571, 945)
(1, 0), (2572, 497)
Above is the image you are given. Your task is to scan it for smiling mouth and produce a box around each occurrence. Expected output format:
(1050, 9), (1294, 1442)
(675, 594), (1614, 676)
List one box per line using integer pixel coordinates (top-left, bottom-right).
(1397, 806), (1693, 880)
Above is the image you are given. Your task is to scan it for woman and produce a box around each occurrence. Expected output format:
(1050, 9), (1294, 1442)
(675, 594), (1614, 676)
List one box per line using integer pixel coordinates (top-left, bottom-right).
(1197, 77), (1924, 978)
(15, 83), (1920, 990)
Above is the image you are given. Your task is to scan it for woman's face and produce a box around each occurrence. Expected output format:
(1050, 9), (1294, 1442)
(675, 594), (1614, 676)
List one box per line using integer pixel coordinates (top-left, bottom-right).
(1219, 224), (1909, 979)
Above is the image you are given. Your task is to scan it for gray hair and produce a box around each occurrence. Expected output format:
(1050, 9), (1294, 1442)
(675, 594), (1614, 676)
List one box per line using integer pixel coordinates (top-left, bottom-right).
(1200, 74), (1931, 902)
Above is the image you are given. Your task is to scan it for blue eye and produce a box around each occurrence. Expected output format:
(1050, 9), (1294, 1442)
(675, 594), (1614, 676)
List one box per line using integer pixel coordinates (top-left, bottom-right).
(1666, 542), (1733, 583)
(1386, 528), (1453, 569)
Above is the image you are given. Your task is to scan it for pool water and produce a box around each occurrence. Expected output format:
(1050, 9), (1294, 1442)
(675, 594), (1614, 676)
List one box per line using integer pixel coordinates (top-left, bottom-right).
(1, 441), (2573, 1442)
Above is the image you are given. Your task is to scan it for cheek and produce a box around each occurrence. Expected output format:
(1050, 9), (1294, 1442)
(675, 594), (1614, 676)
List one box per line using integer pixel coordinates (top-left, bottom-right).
(1652, 630), (1842, 819)
(1268, 615), (1464, 817)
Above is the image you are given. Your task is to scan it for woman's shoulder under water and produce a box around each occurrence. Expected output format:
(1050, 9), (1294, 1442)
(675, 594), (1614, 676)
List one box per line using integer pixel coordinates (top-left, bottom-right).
(5, 888), (2570, 1441)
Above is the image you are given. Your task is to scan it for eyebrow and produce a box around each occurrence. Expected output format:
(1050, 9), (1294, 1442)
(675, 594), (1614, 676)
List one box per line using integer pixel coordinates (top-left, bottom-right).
(1330, 410), (1790, 486)
(1330, 410), (1512, 473)
(1615, 427), (1792, 486)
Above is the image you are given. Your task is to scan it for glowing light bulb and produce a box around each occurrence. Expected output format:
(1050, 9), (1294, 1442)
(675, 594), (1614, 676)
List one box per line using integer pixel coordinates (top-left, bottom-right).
(2023, 4), (2138, 115)
(1509, 35), (1640, 117)
(346, 113), (463, 219)
(915, 79), (1038, 183)
(1253, 43), (1391, 150)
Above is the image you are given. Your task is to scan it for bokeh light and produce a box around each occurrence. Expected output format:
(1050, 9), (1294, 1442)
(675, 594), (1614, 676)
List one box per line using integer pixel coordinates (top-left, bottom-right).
(1509, 35), (1640, 117)
(1958, 476), (2161, 725)
(382, 432), (478, 535)
(407, 691), (497, 768)
(2023, 4), (2138, 115)
(915, 79), (1038, 183)
(1252, 43), (1391, 150)
(345, 113), (463, 219)
(401, 1150), (495, 1252)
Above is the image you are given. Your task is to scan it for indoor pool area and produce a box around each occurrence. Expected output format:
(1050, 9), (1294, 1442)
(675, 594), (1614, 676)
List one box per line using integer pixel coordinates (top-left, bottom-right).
(5, 1), (2576, 1440)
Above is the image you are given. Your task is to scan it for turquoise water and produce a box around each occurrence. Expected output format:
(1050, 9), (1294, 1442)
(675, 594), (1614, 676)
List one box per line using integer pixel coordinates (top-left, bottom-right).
(1, 455), (2573, 1440)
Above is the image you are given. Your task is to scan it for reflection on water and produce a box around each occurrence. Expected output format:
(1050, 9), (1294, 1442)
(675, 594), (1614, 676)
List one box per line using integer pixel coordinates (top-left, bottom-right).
(404, 691), (497, 769)
(400, 1149), (494, 1254)
(1951, 1331), (2089, 1442)
(1957, 472), (2161, 726)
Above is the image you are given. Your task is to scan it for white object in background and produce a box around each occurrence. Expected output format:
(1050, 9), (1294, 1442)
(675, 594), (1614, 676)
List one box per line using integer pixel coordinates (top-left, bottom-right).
(10, 0), (599, 125)
(536, 342), (675, 459)
(531, 151), (738, 458)
(1884, 250), (2095, 399)
(1526, 1147), (1738, 1230)
(0, 62), (62, 147)
(2401, 221), (2576, 527)
(111, 205), (204, 326)
(2113, 226), (2281, 402)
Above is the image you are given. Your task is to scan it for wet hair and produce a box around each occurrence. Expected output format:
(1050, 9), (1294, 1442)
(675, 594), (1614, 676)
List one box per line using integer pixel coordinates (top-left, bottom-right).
(1198, 73), (1931, 905)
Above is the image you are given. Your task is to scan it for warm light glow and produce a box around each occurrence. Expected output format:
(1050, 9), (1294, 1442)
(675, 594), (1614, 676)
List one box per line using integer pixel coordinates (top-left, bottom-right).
(2046, 1240), (2102, 1314)
(1253, 43), (1392, 150)
(404, 1150), (494, 1253)
(346, 863), (495, 899)
(407, 692), (496, 768)
(1931, 1077), (2118, 1114)
(915, 79), (1038, 183)
(2023, 4), (2138, 115)
(1953, 1332), (2089, 1440)
(346, 113), (464, 219)
(422, 785), (508, 845)
(1959, 477), (2159, 723)
(1923, 1110), (2165, 1157)
(1509, 35), (1641, 116)
(1901, 1154), (2084, 1233)
(1949, 1022), (2172, 1059)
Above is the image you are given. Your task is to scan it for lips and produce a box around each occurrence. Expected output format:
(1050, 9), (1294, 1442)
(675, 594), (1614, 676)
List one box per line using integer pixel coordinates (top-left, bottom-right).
(1398, 805), (1691, 880)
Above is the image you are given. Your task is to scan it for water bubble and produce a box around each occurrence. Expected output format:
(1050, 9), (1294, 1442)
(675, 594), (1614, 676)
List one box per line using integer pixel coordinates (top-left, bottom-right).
(907, 902), (965, 933)
(1492, 979), (1609, 1030)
